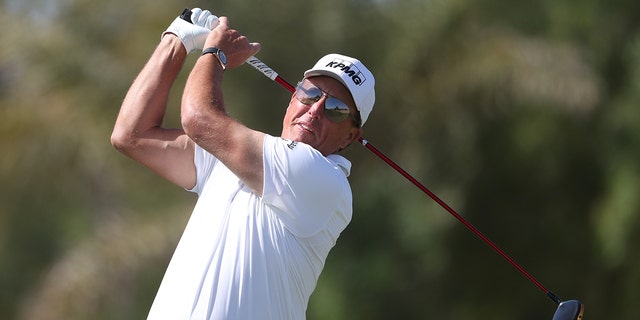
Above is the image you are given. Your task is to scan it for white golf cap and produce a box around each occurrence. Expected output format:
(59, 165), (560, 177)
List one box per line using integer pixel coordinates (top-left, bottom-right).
(304, 53), (375, 126)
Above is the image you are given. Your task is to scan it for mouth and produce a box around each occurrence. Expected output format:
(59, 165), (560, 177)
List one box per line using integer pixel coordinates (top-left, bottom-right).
(295, 121), (315, 134)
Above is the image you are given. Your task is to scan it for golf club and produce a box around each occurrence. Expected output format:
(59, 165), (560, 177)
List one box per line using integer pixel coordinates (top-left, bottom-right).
(179, 8), (584, 319)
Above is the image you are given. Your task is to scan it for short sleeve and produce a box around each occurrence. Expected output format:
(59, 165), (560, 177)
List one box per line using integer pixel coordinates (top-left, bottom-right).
(261, 135), (353, 237)
(188, 144), (219, 195)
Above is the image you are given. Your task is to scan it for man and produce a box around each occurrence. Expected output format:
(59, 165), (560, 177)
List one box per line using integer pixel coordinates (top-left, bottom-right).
(111, 8), (375, 319)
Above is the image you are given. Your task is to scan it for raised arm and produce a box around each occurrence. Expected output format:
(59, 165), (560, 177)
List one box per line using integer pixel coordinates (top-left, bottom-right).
(111, 9), (218, 189)
(181, 17), (265, 194)
(111, 36), (196, 189)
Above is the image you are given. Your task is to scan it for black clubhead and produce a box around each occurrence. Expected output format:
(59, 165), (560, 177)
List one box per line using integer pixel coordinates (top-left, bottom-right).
(551, 300), (584, 320)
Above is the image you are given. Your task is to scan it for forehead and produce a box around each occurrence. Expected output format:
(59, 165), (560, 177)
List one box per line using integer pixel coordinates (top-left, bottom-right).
(305, 76), (356, 108)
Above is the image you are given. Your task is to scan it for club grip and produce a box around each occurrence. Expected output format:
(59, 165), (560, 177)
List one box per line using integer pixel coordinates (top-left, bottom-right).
(176, 8), (293, 92)
(246, 57), (279, 80)
(178, 9), (281, 81)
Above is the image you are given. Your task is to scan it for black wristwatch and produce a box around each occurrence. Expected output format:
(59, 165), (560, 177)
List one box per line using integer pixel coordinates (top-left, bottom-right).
(201, 47), (227, 70)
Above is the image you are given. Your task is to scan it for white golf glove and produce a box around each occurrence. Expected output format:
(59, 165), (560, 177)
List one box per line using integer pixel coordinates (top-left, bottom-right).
(162, 8), (219, 53)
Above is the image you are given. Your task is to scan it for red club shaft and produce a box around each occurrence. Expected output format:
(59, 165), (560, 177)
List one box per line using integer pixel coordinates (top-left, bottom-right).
(263, 61), (560, 304)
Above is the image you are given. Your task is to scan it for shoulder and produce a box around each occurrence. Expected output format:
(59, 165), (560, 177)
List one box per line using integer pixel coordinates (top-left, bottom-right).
(262, 137), (354, 237)
(264, 136), (352, 178)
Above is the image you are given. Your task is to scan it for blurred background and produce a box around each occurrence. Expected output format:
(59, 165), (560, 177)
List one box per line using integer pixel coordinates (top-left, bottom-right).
(2, 0), (639, 319)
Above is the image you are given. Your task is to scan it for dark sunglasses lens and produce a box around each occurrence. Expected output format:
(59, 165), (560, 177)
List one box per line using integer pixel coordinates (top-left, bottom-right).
(324, 98), (351, 123)
(295, 84), (322, 104)
(295, 82), (353, 124)
(551, 300), (583, 320)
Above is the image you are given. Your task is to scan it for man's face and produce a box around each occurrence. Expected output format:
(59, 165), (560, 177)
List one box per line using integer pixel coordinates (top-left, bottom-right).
(281, 76), (362, 156)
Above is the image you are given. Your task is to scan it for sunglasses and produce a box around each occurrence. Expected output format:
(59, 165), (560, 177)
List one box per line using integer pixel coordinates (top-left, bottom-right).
(295, 81), (361, 127)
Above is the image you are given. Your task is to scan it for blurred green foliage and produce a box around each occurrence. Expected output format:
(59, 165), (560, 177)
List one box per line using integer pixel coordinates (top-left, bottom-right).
(2, 0), (639, 318)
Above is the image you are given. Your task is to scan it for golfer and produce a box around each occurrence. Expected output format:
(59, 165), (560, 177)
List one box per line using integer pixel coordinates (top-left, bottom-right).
(111, 8), (375, 319)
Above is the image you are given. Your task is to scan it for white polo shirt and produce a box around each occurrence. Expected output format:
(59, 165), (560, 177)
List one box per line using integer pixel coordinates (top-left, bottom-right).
(147, 135), (353, 320)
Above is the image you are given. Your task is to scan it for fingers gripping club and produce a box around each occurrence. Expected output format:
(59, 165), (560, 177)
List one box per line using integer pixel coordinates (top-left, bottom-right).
(178, 8), (295, 92)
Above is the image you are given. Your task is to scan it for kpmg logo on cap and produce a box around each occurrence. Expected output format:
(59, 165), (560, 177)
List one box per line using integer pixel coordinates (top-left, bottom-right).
(325, 58), (367, 86)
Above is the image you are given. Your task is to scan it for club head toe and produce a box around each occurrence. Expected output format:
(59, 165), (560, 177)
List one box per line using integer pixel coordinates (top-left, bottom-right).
(551, 300), (584, 320)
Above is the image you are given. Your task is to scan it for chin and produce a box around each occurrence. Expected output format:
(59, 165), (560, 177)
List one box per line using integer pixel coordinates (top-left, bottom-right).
(284, 129), (315, 145)
(293, 135), (316, 147)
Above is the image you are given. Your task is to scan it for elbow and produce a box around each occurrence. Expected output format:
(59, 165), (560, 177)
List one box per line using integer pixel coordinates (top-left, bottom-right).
(181, 101), (209, 142)
(180, 106), (198, 140)
(110, 127), (135, 154)
(180, 97), (228, 143)
(110, 130), (127, 153)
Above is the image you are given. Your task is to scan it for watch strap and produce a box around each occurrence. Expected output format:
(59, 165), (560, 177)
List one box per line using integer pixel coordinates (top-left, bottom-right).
(201, 47), (226, 70)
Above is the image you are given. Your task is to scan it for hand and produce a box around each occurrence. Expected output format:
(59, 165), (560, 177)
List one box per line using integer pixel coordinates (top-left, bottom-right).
(162, 8), (219, 53)
(204, 17), (262, 69)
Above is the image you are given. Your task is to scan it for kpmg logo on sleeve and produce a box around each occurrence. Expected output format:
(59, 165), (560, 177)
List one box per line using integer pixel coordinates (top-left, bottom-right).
(324, 58), (367, 86)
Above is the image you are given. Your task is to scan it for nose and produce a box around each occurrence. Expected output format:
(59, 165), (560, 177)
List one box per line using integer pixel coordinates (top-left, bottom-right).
(307, 96), (327, 119)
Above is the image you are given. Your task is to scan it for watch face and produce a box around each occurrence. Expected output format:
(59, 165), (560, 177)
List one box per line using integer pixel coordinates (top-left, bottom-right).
(218, 51), (227, 65)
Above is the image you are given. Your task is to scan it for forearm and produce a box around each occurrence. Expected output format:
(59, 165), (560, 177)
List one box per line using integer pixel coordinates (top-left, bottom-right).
(181, 51), (228, 144)
(112, 36), (187, 147)
(180, 15), (260, 147)
(179, 18), (266, 194)
(181, 52), (265, 194)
